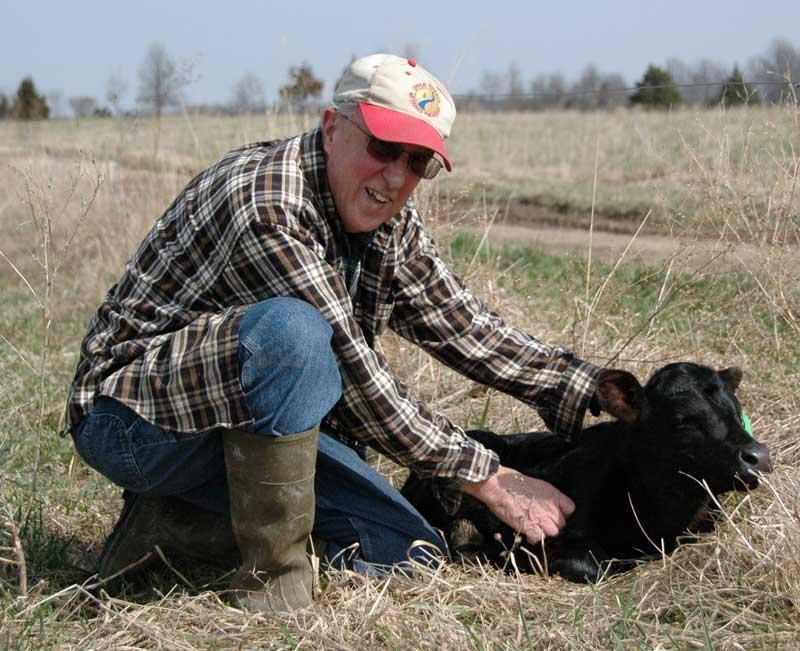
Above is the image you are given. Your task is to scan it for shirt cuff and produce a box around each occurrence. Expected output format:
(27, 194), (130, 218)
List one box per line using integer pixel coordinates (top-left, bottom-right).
(431, 442), (499, 515)
(541, 358), (603, 440)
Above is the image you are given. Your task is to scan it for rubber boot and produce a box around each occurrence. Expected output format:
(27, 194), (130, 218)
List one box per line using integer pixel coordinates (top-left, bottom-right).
(97, 493), (240, 581)
(223, 425), (318, 613)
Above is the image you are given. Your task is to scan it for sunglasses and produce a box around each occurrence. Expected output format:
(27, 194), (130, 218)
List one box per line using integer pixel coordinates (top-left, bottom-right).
(338, 112), (443, 180)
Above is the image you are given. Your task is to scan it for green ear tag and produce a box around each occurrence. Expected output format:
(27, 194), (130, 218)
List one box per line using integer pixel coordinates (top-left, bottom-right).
(741, 412), (754, 437)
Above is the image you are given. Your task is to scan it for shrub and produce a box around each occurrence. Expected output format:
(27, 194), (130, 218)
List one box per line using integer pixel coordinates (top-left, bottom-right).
(715, 66), (760, 106)
(11, 77), (49, 120)
(630, 65), (682, 109)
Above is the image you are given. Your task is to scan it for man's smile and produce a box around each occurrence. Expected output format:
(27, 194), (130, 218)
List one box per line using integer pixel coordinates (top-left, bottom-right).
(365, 187), (391, 204)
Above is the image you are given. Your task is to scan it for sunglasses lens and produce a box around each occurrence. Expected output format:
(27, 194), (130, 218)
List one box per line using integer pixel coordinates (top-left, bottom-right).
(360, 125), (442, 180)
(410, 155), (443, 180)
(366, 138), (404, 163)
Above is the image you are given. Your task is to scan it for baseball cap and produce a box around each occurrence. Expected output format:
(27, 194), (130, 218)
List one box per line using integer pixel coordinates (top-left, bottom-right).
(332, 53), (456, 171)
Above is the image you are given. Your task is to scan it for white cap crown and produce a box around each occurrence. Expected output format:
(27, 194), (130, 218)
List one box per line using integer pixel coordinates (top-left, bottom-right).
(333, 54), (456, 142)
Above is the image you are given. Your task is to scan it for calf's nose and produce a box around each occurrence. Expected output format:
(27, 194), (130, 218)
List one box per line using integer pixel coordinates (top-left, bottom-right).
(739, 442), (773, 474)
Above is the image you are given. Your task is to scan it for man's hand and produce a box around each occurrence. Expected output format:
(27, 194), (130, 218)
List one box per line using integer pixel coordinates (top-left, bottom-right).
(460, 465), (575, 545)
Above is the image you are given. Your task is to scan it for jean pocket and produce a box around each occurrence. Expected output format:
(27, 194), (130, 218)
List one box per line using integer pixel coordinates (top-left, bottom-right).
(128, 417), (179, 451)
(73, 411), (148, 492)
(128, 419), (217, 495)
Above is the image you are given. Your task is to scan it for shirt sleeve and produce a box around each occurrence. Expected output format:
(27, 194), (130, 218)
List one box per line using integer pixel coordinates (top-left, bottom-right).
(226, 208), (499, 485)
(388, 208), (602, 440)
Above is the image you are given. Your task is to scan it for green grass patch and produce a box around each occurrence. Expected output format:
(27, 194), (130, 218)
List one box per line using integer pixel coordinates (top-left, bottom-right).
(445, 231), (800, 367)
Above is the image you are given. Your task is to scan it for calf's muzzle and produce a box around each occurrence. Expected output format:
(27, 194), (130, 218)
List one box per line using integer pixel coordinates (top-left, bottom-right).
(739, 440), (773, 474)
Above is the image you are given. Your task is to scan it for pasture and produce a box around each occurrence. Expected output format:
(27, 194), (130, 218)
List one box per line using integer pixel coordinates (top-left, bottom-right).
(1, 105), (798, 649)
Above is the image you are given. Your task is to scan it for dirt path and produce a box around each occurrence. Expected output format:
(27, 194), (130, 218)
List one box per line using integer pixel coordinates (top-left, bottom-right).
(459, 216), (788, 272)
(467, 223), (717, 266)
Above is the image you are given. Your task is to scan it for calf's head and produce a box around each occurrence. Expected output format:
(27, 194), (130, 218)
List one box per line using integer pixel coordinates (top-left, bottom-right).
(595, 363), (772, 492)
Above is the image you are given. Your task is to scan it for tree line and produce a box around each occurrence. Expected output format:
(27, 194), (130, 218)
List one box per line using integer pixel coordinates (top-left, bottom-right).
(462, 38), (798, 110)
(0, 44), (326, 122)
(1, 38), (798, 121)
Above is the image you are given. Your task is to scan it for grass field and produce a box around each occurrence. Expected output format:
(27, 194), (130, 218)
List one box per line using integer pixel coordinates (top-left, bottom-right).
(1, 105), (799, 649)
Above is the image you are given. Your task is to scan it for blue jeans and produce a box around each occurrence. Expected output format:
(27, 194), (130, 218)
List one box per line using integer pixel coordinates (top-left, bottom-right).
(72, 297), (445, 571)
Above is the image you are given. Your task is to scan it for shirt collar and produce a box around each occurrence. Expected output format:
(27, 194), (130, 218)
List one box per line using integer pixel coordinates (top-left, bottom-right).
(300, 127), (341, 233)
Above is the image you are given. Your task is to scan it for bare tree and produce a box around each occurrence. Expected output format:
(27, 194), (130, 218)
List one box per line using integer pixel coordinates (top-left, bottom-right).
(530, 73), (567, 109)
(69, 96), (97, 119)
(665, 58), (690, 91)
(748, 38), (800, 103)
(479, 71), (505, 109)
(667, 57), (726, 106)
(665, 57), (692, 104)
(106, 72), (128, 116)
(689, 60), (726, 106)
(596, 73), (628, 109)
(564, 66), (628, 110)
(507, 63), (526, 109)
(570, 64), (602, 109)
(46, 90), (64, 119)
(230, 73), (265, 114)
(136, 43), (185, 119)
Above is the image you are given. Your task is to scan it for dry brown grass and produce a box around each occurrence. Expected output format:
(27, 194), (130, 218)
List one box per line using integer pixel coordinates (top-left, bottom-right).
(2, 469), (797, 650)
(1, 106), (798, 649)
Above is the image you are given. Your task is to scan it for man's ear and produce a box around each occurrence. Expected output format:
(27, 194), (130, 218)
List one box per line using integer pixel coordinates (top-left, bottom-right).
(321, 108), (339, 155)
(718, 367), (743, 393)
(595, 369), (646, 425)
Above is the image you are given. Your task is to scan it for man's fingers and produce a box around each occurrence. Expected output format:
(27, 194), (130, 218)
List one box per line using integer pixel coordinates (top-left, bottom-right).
(551, 509), (567, 531)
(542, 520), (560, 539)
(515, 478), (575, 541)
(531, 502), (566, 531)
(521, 505), (566, 542)
(525, 529), (544, 546)
(559, 493), (576, 518)
(524, 521), (557, 545)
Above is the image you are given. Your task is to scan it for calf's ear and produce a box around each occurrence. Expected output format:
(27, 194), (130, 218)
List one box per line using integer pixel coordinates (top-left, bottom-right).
(595, 369), (646, 425)
(718, 367), (743, 393)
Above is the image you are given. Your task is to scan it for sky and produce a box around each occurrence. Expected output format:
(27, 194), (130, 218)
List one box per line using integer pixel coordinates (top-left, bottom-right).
(1, 0), (798, 114)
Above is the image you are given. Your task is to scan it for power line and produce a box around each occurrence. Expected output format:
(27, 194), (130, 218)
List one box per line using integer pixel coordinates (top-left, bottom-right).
(453, 80), (797, 101)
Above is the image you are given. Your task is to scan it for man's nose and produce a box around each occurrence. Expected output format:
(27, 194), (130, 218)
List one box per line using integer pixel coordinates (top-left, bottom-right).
(382, 154), (410, 188)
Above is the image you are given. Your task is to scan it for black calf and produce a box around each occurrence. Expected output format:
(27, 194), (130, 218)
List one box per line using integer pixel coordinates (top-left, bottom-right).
(401, 363), (772, 582)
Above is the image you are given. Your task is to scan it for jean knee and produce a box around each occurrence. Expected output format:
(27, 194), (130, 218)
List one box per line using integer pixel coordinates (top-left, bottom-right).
(240, 298), (336, 369)
(239, 298), (342, 431)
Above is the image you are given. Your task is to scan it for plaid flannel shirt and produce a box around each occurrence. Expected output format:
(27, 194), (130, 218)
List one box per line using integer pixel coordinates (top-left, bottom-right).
(64, 127), (601, 490)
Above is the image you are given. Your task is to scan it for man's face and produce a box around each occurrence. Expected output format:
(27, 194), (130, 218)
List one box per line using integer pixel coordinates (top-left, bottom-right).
(322, 107), (425, 233)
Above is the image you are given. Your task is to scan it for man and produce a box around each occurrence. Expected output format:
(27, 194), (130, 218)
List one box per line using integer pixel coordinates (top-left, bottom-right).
(65, 54), (605, 613)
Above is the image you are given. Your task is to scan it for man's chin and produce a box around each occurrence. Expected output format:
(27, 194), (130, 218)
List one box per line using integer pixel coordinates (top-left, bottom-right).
(342, 211), (394, 233)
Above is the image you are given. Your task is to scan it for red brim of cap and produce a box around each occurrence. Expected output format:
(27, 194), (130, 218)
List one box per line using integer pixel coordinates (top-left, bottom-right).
(359, 102), (452, 172)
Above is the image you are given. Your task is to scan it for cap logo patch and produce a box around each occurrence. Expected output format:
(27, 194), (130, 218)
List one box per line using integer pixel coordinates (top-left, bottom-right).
(410, 83), (440, 117)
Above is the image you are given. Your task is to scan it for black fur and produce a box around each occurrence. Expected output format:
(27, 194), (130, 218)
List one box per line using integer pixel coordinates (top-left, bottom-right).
(401, 363), (772, 582)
